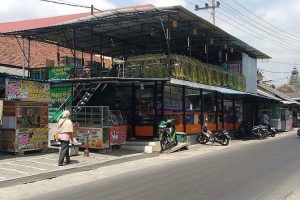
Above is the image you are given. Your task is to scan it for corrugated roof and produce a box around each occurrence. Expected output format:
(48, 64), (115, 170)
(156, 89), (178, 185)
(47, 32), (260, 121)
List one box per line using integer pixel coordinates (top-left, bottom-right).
(258, 83), (300, 105)
(0, 12), (92, 33)
(0, 5), (269, 59)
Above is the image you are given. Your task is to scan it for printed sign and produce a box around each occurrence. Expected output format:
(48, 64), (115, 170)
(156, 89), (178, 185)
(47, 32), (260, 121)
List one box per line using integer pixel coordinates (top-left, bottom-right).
(49, 85), (72, 121)
(15, 128), (49, 151)
(5, 79), (51, 102)
(48, 65), (72, 80)
(109, 126), (127, 145)
(75, 127), (109, 149)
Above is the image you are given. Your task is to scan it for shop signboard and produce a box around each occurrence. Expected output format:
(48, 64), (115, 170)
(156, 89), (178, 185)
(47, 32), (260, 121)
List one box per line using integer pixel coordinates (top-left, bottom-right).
(16, 128), (48, 151)
(49, 84), (72, 121)
(5, 79), (51, 102)
(75, 127), (109, 149)
(48, 65), (72, 80)
(109, 126), (127, 145)
(0, 128), (48, 152)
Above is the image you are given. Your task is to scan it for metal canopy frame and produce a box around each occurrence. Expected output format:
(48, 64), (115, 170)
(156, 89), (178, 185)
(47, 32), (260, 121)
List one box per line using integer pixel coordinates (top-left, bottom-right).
(2, 5), (270, 59)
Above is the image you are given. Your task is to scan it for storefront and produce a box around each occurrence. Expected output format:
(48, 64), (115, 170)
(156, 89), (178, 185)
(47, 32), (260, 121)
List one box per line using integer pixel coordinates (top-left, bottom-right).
(0, 78), (50, 154)
(79, 78), (264, 140)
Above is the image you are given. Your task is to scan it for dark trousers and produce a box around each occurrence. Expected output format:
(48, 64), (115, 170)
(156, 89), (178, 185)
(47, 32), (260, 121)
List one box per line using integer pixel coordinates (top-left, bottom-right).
(58, 140), (70, 165)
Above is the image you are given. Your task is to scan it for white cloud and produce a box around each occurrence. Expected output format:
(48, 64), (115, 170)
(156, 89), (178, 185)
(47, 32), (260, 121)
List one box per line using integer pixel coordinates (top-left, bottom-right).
(139, 0), (187, 7)
(0, 0), (116, 23)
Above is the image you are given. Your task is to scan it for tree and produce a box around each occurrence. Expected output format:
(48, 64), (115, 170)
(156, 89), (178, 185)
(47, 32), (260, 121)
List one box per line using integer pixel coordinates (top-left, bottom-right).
(257, 69), (264, 82)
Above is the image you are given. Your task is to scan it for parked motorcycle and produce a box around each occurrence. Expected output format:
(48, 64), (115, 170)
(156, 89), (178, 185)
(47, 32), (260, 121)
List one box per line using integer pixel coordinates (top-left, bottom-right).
(252, 125), (271, 139)
(266, 125), (276, 137)
(197, 124), (231, 146)
(297, 129), (300, 137)
(159, 119), (178, 151)
(236, 121), (253, 138)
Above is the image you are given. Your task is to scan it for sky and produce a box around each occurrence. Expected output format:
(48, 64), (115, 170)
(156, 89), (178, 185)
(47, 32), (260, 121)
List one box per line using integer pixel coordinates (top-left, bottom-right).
(0, 0), (300, 86)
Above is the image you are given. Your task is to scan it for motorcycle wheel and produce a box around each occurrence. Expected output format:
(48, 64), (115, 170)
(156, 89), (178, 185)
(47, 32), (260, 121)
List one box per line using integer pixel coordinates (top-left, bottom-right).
(221, 137), (229, 146)
(160, 138), (168, 151)
(197, 134), (208, 144)
(271, 132), (276, 137)
(174, 137), (178, 146)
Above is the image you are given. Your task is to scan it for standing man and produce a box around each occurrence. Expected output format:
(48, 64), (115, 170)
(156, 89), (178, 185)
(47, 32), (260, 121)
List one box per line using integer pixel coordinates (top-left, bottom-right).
(260, 111), (270, 126)
(57, 110), (74, 166)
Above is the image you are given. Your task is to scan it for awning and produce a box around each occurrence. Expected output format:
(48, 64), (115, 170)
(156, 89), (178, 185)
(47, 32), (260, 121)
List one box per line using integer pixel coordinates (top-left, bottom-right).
(170, 78), (278, 101)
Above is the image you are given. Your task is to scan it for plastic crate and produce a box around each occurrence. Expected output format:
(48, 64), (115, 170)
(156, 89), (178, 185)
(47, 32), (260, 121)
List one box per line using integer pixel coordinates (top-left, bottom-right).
(176, 132), (186, 143)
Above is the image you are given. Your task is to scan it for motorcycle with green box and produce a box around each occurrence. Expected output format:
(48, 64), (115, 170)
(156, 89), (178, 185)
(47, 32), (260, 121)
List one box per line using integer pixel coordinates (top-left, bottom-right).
(159, 119), (178, 151)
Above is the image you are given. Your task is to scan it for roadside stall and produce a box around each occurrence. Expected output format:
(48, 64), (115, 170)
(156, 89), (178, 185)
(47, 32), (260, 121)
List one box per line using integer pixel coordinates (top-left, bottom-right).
(71, 106), (127, 152)
(0, 79), (50, 154)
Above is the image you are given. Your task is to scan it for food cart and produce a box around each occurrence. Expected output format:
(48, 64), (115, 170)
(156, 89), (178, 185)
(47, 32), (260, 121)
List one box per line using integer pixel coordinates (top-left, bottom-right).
(0, 79), (50, 154)
(71, 106), (127, 152)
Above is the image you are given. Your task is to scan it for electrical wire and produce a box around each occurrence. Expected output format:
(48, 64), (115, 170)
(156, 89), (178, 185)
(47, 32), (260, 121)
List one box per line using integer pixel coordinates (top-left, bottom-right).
(218, 7), (300, 49)
(40, 0), (102, 12)
(219, 0), (300, 46)
(192, 0), (300, 52)
(259, 69), (291, 74)
(216, 9), (300, 52)
(229, 0), (300, 42)
(259, 61), (300, 65)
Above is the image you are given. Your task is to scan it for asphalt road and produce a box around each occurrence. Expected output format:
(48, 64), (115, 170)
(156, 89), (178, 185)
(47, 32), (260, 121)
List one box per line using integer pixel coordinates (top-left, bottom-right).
(30, 134), (300, 200)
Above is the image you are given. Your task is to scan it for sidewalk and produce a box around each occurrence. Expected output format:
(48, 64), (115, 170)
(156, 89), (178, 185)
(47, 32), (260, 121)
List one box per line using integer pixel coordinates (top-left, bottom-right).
(0, 130), (296, 189)
(0, 147), (153, 188)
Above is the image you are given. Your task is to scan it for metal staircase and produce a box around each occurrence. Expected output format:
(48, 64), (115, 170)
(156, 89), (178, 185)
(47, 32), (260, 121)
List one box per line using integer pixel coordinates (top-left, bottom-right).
(49, 60), (126, 121)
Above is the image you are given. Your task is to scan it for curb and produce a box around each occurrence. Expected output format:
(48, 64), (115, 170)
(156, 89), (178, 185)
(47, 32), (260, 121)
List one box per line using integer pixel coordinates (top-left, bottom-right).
(0, 153), (157, 188)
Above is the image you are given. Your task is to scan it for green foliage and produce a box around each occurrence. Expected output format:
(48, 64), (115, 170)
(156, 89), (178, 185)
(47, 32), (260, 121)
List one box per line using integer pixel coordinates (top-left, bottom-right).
(126, 54), (246, 91)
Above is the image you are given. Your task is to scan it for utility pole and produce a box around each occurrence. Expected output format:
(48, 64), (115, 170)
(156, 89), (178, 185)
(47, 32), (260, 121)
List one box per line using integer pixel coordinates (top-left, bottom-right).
(195, 1), (220, 25)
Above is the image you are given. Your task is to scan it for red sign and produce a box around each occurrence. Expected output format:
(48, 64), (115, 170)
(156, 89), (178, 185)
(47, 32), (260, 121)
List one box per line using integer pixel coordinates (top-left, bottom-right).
(109, 126), (127, 145)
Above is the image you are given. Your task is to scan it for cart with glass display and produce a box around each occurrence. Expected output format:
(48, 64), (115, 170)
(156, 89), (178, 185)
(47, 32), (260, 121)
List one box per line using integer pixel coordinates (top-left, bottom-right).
(71, 106), (127, 152)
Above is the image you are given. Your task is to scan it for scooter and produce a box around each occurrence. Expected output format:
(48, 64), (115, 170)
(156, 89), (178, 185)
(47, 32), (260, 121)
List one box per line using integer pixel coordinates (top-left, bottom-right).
(159, 119), (178, 151)
(266, 125), (276, 137)
(197, 123), (231, 146)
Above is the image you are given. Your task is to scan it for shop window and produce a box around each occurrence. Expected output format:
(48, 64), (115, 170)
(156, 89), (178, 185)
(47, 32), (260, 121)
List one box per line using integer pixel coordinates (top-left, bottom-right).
(135, 87), (154, 126)
(203, 91), (216, 130)
(235, 100), (243, 128)
(164, 85), (183, 126)
(224, 98), (234, 130)
(185, 88), (201, 134)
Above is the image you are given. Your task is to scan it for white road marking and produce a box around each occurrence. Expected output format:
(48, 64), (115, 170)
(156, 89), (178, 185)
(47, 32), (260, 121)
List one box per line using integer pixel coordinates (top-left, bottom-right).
(0, 167), (29, 174)
(7, 162), (47, 171)
(27, 160), (57, 167)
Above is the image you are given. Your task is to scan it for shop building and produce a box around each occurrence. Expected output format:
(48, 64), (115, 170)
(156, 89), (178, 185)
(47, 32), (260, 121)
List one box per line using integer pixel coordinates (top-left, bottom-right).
(0, 5), (280, 142)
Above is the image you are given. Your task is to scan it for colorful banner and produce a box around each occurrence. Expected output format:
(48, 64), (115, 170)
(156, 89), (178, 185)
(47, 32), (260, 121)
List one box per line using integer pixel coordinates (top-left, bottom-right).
(75, 127), (109, 149)
(5, 79), (51, 102)
(0, 128), (49, 152)
(49, 85), (72, 121)
(16, 128), (48, 151)
(48, 65), (72, 80)
(109, 126), (127, 145)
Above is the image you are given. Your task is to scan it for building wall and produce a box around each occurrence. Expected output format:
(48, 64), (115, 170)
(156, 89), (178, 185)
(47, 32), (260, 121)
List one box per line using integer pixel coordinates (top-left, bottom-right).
(242, 53), (257, 94)
(0, 36), (110, 69)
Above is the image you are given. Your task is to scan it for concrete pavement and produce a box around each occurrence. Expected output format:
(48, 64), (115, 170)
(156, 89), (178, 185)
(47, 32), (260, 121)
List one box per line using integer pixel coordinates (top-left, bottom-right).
(0, 130), (298, 200)
(0, 147), (150, 187)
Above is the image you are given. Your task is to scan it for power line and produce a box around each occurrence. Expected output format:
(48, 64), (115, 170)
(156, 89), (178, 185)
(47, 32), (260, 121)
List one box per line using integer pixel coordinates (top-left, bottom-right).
(259, 69), (291, 74)
(259, 61), (300, 65)
(219, 0), (300, 46)
(192, 0), (300, 52)
(40, 0), (90, 8)
(216, 8), (300, 52)
(229, 0), (300, 42)
(40, 0), (102, 12)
